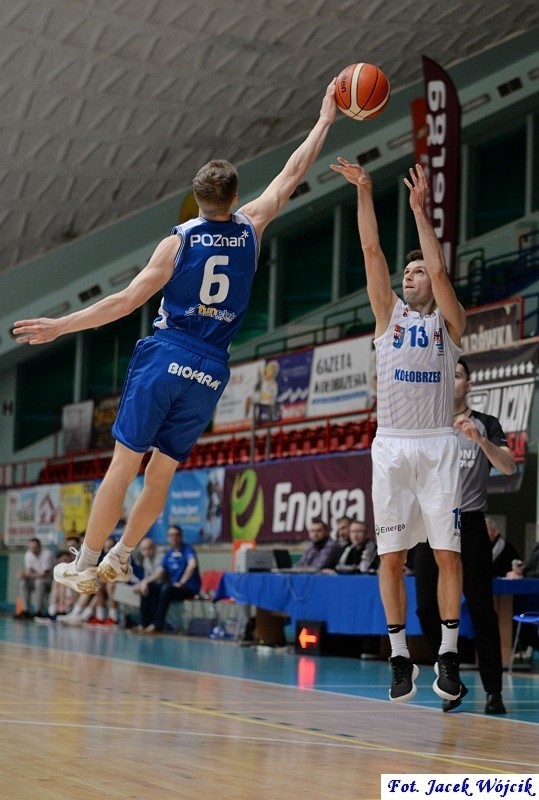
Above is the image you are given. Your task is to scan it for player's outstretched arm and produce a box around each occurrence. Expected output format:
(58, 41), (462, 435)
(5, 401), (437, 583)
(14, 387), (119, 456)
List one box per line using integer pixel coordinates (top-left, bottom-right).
(405, 164), (466, 343)
(240, 79), (337, 238)
(13, 236), (179, 345)
(330, 157), (397, 337)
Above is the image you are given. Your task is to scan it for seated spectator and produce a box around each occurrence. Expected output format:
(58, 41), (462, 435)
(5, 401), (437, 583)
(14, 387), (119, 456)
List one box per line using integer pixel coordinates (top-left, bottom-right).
(34, 536), (81, 623)
(334, 516), (352, 547)
(486, 518), (520, 577)
(505, 541), (539, 654)
(335, 520), (379, 573)
(58, 537), (119, 627)
(132, 537), (163, 631)
(85, 537), (121, 626)
(505, 541), (539, 579)
(136, 525), (201, 634)
(57, 593), (94, 626)
(296, 518), (342, 570)
(15, 537), (55, 619)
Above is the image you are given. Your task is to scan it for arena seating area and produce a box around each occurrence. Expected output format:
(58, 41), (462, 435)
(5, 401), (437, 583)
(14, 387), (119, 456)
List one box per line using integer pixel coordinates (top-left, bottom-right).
(34, 414), (377, 485)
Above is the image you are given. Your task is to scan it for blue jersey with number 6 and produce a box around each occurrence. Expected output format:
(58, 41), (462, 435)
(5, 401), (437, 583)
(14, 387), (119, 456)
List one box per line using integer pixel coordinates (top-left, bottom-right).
(153, 212), (259, 353)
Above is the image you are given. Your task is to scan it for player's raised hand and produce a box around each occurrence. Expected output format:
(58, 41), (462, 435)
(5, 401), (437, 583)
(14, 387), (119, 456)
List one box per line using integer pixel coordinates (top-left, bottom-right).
(330, 157), (372, 190)
(12, 317), (61, 345)
(319, 78), (338, 123)
(404, 163), (429, 212)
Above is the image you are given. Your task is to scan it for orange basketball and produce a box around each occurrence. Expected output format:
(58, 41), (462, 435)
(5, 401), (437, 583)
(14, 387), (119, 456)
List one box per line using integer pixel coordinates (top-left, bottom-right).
(335, 63), (390, 120)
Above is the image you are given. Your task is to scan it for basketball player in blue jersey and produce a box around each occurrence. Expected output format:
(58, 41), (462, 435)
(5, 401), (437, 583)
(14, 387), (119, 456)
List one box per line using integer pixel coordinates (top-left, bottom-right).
(13, 79), (337, 595)
(330, 157), (467, 703)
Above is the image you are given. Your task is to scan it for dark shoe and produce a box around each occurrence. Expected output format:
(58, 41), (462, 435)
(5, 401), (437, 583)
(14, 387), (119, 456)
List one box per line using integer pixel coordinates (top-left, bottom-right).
(485, 693), (507, 715)
(442, 682), (469, 712)
(433, 652), (461, 700)
(33, 615), (56, 625)
(13, 610), (32, 620)
(389, 656), (419, 703)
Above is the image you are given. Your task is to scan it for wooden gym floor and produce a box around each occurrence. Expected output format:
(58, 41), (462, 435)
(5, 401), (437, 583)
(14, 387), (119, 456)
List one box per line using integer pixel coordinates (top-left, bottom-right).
(0, 617), (537, 799)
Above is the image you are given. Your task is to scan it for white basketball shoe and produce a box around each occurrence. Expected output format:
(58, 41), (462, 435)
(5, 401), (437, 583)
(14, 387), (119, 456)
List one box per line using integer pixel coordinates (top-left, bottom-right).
(54, 548), (99, 594)
(96, 552), (133, 584)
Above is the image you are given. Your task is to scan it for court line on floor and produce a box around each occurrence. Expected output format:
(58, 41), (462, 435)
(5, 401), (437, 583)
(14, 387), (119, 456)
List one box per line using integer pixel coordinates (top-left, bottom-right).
(159, 699), (537, 773)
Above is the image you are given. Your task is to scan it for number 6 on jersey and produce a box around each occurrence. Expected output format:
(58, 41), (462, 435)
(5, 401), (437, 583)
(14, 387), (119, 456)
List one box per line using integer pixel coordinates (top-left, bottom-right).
(200, 256), (230, 304)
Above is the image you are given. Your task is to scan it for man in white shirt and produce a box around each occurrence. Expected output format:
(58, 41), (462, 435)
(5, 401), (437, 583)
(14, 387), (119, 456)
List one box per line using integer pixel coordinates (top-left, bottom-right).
(15, 537), (55, 619)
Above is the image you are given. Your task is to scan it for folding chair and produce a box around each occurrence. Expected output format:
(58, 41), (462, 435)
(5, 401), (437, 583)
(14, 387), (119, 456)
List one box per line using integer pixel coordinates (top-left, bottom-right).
(508, 611), (539, 673)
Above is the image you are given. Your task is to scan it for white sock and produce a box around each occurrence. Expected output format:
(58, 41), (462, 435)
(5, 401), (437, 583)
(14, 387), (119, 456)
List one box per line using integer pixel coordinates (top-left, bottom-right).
(110, 541), (135, 563)
(95, 605), (107, 622)
(439, 619), (460, 655)
(48, 604), (57, 617)
(387, 624), (410, 659)
(81, 606), (94, 622)
(108, 607), (119, 622)
(76, 543), (101, 571)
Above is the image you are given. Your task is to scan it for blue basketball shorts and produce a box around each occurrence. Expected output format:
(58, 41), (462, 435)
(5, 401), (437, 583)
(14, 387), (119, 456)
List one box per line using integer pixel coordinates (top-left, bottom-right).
(112, 330), (230, 462)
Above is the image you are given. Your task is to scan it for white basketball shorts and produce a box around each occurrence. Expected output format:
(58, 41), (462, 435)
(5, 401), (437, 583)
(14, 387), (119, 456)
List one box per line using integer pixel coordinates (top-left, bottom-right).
(371, 428), (462, 555)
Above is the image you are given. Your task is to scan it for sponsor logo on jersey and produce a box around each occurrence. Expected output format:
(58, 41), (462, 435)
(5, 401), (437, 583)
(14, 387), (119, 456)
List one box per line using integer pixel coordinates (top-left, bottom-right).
(434, 327), (444, 352)
(167, 362), (222, 390)
(184, 304), (237, 323)
(459, 447), (476, 468)
(392, 324), (405, 349)
(189, 230), (250, 248)
(394, 369), (441, 383)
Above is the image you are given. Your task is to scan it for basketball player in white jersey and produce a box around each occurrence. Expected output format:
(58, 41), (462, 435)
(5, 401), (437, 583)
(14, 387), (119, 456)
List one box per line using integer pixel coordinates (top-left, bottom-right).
(330, 158), (467, 703)
(12, 80), (338, 596)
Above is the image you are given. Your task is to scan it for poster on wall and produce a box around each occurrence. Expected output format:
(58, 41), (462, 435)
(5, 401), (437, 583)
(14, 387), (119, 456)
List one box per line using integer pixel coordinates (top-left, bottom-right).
(103, 467), (226, 545)
(461, 300), (523, 355)
(161, 467), (225, 544)
(213, 360), (264, 433)
(61, 400), (95, 453)
(4, 485), (62, 546)
(60, 482), (95, 537)
(254, 349), (313, 424)
(221, 452), (373, 544)
(306, 337), (375, 419)
(466, 341), (539, 492)
(90, 394), (120, 448)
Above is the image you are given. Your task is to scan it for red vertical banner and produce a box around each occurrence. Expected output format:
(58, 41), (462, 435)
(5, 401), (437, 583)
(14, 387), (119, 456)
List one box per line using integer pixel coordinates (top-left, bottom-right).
(411, 97), (431, 217)
(421, 56), (461, 282)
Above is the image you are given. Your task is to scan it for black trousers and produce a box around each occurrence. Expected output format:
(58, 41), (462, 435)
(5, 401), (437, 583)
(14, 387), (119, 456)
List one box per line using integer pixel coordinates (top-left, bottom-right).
(139, 583), (161, 628)
(414, 511), (503, 694)
(153, 583), (196, 631)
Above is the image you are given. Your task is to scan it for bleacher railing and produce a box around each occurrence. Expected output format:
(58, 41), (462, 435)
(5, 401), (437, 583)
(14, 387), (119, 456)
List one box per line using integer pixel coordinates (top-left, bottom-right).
(0, 406), (377, 490)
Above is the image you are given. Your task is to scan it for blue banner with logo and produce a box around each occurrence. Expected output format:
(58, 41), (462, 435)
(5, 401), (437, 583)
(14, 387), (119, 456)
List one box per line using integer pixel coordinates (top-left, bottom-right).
(107, 467), (225, 545)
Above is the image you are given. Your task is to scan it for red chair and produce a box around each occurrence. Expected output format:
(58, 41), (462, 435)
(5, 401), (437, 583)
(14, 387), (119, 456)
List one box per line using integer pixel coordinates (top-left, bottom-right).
(329, 424), (344, 452)
(288, 429), (309, 457)
(183, 569), (224, 622)
(269, 431), (283, 459)
(310, 425), (328, 455)
(254, 434), (269, 462)
(235, 437), (251, 463)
